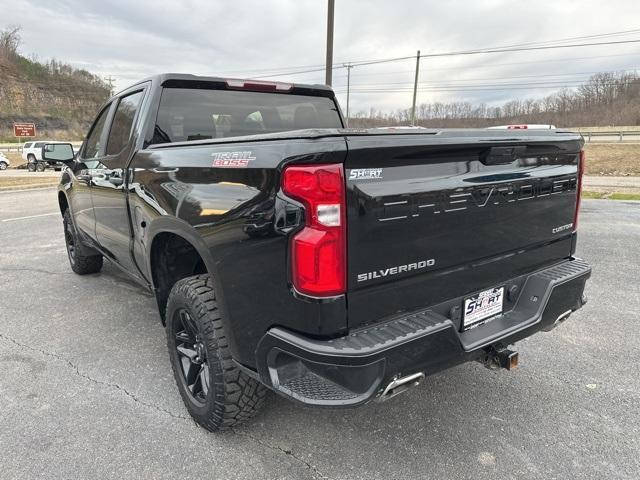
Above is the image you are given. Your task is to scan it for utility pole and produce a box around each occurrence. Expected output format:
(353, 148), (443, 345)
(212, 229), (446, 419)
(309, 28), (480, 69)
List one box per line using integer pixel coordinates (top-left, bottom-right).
(325, 0), (335, 86)
(410, 50), (421, 126)
(104, 75), (115, 97)
(344, 63), (353, 127)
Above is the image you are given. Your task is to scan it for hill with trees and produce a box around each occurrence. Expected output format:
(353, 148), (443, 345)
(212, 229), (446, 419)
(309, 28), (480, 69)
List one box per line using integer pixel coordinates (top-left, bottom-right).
(1, 23), (639, 140)
(0, 26), (110, 142)
(350, 71), (640, 128)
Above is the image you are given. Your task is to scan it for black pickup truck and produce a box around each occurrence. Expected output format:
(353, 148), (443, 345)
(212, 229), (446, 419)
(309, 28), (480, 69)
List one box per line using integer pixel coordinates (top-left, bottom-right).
(45, 73), (591, 432)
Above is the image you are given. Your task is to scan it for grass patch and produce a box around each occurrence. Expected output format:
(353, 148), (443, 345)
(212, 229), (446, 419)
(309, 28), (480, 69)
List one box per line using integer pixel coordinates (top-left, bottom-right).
(0, 176), (58, 190)
(582, 190), (640, 201)
(583, 143), (640, 176)
(581, 191), (605, 199)
(608, 192), (640, 201)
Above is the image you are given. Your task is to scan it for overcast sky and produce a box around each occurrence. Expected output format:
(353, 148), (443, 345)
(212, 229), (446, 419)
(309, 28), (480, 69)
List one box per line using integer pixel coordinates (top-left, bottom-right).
(2, 0), (640, 113)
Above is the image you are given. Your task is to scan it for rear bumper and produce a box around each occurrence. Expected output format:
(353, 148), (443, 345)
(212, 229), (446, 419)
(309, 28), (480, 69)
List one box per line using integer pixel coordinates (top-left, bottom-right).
(255, 257), (591, 406)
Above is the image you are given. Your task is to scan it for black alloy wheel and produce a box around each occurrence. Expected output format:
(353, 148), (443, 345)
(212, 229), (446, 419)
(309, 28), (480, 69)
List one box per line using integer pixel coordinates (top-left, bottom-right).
(172, 308), (210, 405)
(62, 209), (103, 274)
(64, 215), (77, 267)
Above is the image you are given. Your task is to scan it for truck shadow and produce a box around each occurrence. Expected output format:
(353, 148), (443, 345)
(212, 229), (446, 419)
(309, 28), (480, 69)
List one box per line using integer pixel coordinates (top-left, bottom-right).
(231, 346), (577, 478)
(85, 261), (579, 478)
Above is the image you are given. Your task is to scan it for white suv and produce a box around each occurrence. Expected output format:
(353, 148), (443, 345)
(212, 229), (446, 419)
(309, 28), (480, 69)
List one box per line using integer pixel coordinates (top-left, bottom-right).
(22, 141), (69, 172)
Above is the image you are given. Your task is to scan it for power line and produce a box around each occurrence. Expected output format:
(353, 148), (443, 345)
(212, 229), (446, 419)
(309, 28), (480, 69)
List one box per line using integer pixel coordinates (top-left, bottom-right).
(339, 52), (640, 79)
(217, 28), (640, 78)
(247, 36), (640, 80)
(334, 69), (638, 88)
(335, 80), (638, 94)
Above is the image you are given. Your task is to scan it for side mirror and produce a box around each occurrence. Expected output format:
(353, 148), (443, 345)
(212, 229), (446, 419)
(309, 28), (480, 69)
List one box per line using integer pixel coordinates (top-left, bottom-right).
(42, 143), (75, 165)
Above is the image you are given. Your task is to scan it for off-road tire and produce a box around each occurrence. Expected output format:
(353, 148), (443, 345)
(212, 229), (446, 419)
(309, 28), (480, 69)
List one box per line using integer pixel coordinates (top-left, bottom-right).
(35, 162), (45, 172)
(0, 161), (7, 170)
(166, 274), (267, 431)
(27, 161), (36, 172)
(63, 209), (103, 274)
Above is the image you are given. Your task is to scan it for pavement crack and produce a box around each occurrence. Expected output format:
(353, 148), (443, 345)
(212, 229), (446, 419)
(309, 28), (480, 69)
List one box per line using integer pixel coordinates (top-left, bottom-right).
(0, 331), (190, 421)
(232, 428), (330, 480)
(0, 267), (72, 276)
(2, 332), (329, 477)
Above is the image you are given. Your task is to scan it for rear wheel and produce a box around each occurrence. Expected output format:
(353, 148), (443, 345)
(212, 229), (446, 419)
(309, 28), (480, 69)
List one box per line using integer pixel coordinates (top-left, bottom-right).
(0, 161), (7, 170)
(166, 274), (267, 431)
(27, 161), (36, 172)
(35, 162), (45, 172)
(63, 209), (103, 274)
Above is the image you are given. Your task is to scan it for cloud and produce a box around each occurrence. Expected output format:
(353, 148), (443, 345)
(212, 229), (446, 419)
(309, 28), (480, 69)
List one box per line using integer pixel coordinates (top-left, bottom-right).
(2, 0), (639, 113)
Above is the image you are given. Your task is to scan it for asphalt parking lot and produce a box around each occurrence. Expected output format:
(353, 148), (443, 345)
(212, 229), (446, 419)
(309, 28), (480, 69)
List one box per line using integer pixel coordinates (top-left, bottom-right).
(0, 188), (638, 480)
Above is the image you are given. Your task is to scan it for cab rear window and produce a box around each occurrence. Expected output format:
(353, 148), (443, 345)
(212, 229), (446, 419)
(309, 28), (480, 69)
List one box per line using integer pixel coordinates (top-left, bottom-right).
(151, 87), (342, 145)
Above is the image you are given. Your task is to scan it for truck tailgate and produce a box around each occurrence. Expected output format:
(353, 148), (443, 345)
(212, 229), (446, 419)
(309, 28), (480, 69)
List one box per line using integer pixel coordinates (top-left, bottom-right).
(344, 131), (583, 329)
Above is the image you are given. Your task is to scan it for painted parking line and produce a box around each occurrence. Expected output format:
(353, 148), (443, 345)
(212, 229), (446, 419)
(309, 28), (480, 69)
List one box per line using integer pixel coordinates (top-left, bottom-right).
(2, 212), (59, 222)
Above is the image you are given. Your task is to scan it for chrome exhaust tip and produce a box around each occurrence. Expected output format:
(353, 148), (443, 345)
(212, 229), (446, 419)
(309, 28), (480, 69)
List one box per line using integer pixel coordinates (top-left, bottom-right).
(376, 372), (425, 402)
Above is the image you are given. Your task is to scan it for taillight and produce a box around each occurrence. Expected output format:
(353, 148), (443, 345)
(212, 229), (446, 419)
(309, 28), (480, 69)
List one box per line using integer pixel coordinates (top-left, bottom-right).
(573, 150), (585, 232)
(282, 164), (346, 297)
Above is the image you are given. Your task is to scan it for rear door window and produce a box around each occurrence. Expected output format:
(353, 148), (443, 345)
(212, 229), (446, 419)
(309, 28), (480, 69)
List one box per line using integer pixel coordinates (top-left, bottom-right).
(23, 142), (33, 148)
(152, 87), (342, 145)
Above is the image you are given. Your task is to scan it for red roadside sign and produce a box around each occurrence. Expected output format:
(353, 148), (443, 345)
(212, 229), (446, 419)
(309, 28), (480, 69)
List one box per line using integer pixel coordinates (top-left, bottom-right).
(13, 122), (36, 137)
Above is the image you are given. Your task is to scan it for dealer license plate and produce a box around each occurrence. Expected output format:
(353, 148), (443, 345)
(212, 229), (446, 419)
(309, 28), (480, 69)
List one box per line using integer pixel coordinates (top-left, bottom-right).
(462, 286), (504, 330)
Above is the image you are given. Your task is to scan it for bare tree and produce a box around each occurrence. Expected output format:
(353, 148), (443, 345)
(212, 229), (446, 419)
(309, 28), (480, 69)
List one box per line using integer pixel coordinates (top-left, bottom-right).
(0, 25), (21, 59)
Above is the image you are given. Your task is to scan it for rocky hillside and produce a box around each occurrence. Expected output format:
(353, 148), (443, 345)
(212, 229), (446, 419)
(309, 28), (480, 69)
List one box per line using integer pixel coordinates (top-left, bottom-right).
(0, 27), (110, 142)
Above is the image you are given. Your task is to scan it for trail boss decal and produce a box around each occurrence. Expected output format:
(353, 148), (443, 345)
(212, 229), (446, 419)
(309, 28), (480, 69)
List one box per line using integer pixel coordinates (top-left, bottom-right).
(212, 151), (256, 167)
(357, 259), (435, 282)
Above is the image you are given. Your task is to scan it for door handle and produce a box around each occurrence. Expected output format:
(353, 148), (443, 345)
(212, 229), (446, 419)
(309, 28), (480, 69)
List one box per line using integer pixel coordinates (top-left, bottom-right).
(76, 173), (92, 184)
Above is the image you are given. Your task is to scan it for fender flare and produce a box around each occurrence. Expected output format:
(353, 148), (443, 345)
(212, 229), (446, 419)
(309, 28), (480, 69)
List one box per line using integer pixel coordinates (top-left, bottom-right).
(145, 217), (220, 286)
(144, 217), (237, 353)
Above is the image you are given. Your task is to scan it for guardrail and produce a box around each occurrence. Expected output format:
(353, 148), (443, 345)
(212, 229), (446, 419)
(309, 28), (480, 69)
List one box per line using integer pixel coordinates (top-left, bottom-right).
(580, 131), (640, 143)
(1, 131), (639, 151)
(0, 143), (83, 153)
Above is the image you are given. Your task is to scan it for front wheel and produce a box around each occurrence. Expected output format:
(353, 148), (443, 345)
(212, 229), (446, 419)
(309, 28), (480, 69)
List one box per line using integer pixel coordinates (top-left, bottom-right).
(63, 209), (103, 274)
(35, 162), (45, 172)
(0, 161), (7, 170)
(166, 274), (267, 431)
(27, 162), (36, 172)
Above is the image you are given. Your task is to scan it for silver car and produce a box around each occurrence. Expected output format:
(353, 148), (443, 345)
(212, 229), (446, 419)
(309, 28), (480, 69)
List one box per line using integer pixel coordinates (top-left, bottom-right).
(0, 152), (10, 170)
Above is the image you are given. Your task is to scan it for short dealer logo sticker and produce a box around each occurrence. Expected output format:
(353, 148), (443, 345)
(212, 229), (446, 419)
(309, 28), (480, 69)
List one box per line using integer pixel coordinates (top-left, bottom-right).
(349, 168), (383, 180)
(211, 151), (256, 167)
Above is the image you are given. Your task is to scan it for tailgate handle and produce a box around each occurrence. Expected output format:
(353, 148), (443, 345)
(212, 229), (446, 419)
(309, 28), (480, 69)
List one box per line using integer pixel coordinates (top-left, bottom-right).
(481, 146), (526, 165)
